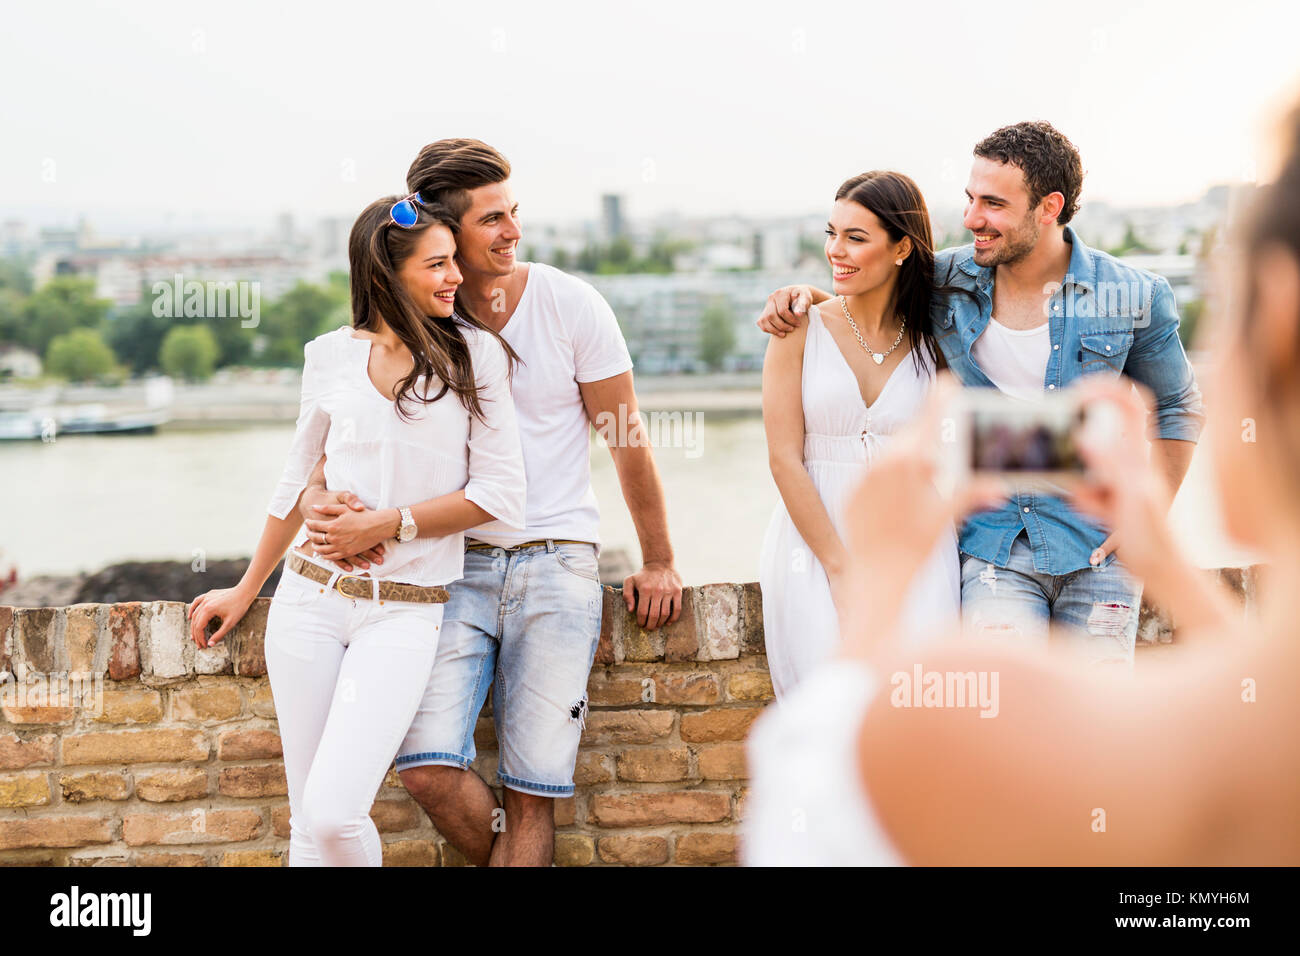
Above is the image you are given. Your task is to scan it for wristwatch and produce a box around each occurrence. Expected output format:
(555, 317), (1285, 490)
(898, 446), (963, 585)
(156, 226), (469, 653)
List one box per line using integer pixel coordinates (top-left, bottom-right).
(397, 505), (417, 543)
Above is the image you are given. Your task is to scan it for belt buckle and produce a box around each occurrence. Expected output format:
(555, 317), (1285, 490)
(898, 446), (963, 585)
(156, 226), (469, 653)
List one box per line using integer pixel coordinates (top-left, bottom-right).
(334, 574), (368, 599)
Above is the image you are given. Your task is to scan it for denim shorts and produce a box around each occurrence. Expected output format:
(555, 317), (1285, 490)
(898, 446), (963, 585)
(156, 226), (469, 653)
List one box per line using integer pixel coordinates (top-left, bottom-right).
(959, 531), (1142, 665)
(395, 539), (604, 797)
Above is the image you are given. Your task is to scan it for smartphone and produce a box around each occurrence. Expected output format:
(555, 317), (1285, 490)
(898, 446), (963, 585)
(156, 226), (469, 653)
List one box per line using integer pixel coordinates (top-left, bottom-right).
(943, 385), (1120, 493)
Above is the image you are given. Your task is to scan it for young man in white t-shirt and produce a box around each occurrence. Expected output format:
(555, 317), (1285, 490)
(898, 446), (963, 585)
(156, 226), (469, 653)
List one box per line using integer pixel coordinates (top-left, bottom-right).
(299, 139), (682, 866)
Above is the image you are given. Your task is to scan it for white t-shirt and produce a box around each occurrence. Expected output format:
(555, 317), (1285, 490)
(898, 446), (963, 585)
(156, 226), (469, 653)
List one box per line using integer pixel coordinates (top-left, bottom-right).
(971, 316), (1051, 401)
(467, 262), (634, 550)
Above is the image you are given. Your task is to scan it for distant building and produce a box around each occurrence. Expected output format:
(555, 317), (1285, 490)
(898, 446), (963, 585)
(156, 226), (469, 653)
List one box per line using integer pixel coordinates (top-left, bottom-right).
(601, 194), (624, 242)
(590, 269), (822, 374)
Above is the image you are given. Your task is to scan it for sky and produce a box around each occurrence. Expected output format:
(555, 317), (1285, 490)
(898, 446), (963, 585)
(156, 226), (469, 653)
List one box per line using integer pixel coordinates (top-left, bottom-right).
(2, 0), (1299, 233)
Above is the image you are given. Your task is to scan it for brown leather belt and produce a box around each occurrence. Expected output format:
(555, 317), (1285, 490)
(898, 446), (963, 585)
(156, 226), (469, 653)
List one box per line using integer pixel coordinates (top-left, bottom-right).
(286, 552), (449, 604)
(465, 538), (591, 552)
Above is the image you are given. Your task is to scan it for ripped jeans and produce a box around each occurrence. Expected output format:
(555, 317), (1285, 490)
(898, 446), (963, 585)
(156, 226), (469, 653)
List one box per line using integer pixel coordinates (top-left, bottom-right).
(396, 540), (604, 797)
(960, 532), (1141, 665)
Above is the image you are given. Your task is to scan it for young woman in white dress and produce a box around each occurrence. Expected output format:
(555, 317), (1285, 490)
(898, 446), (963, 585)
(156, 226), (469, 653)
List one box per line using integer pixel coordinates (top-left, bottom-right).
(185, 195), (526, 866)
(759, 171), (960, 699)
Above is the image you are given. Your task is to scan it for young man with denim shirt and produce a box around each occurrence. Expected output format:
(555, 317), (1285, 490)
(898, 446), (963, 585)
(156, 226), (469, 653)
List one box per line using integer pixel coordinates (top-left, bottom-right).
(757, 121), (1204, 664)
(298, 139), (683, 866)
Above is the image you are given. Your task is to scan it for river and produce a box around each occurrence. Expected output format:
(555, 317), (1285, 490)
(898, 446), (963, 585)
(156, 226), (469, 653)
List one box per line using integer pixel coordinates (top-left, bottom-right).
(1, 408), (1255, 587)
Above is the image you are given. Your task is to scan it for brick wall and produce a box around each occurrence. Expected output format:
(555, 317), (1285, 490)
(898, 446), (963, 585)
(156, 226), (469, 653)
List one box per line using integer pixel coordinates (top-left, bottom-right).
(0, 568), (1258, 866)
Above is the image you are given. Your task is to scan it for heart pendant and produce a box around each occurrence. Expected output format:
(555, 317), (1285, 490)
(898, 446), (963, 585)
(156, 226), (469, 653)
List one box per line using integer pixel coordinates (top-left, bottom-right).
(872, 353), (885, 365)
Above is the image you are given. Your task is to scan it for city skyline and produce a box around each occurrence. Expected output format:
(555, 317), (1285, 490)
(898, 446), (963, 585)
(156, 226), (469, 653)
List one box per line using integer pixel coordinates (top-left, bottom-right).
(2, 0), (1297, 234)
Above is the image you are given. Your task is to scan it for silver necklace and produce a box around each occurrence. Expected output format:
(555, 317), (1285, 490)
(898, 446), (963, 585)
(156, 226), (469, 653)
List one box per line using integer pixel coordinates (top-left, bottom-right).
(839, 295), (904, 365)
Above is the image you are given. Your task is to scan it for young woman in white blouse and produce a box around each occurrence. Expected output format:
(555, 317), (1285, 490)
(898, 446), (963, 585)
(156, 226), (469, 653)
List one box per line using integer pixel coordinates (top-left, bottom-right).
(186, 195), (526, 867)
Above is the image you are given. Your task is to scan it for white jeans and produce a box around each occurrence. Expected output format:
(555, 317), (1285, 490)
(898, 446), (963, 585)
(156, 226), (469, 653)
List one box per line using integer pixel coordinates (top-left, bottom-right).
(264, 550), (444, 866)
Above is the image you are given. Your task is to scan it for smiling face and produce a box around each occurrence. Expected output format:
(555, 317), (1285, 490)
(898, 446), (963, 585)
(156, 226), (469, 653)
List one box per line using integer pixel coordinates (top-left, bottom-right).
(825, 198), (910, 298)
(963, 156), (1044, 268)
(454, 180), (522, 280)
(395, 223), (462, 318)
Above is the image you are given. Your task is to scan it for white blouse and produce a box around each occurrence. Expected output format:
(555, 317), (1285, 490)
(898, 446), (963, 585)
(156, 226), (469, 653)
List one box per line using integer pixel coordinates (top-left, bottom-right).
(266, 323), (527, 586)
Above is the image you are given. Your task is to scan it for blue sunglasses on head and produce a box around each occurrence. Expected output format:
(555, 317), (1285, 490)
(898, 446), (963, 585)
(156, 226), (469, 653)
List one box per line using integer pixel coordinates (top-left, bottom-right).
(389, 191), (432, 228)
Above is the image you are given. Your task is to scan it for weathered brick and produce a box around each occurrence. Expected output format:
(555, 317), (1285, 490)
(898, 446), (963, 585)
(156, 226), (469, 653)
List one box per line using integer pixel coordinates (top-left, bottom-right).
(231, 599), (270, 677)
(383, 840), (439, 866)
(589, 791), (730, 827)
(142, 602), (189, 679)
(64, 604), (102, 676)
(271, 804), (291, 839)
(68, 850), (129, 867)
(553, 833), (594, 866)
(663, 589), (700, 661)
(581, 710), (674, 745)
(0, 703), (75, 725)
(14, 607), (59, 675)
(0, 732), (56, 770)
(370, 798), (422, 833)
(653, 671), (719, 704)
(63, 729), (208, 765)
(0, 850), (57, 866)
(122, 809), (262, 846)
(696, 742), (747, 780)
(598, 835), (669, 865)
(585, 669), (645, 706)
(620, 625), (666, 662)
(675, 830), (738, 865)
(739, 581), (766, 655)
(247, 683), (276, 718)
(696, 585), (741, 660)
(473, 717), (497, 750)
(554, 797), (577, 827)
(60, 771), (130, 803)
(573, 751), (612, 786)
(218, 764), (287, 798)
(107, 603), (142, 680)
(0, 816), (112, 849)
(173, 685), (242, 721)
(194, 640), (232, 676)
(679, 707), (762, 742)
(616, 747), (691, 782)
(93, 689), (163, 724)
(221, 849), (283, 867)
(439, 842), (469, 867)
(136, 769), (209, 803)
(218, 729), (283, 760)
(595, 590), (619, 665)
(132, 851), (207, 866)
(726, 670), (774, 701)
(0, 605), (13, 677)
(0, 772), (51, 807)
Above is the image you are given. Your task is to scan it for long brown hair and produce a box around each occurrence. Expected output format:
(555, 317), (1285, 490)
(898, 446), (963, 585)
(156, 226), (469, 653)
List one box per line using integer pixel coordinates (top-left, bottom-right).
(347, 196), (518, 423)
(835, 171), (945, 375)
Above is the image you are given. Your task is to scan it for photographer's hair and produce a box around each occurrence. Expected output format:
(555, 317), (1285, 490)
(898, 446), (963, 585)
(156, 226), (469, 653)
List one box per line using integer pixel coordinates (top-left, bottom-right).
(835, 170), (945, 374)
(974, 121), (1084, 225)
(406, 138), (511, 220)
(347, 197), (518, 423)
(1241, 104), (1300, 422)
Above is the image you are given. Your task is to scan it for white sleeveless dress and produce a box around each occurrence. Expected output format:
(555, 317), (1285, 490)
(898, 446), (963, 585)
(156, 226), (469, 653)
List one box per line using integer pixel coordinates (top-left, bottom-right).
(758, 304), (960, 698)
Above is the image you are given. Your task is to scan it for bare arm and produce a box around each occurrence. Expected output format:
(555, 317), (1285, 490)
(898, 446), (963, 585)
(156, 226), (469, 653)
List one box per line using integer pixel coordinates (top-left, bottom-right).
(186, 497), (306, 648)
(579, 370), (682, 630)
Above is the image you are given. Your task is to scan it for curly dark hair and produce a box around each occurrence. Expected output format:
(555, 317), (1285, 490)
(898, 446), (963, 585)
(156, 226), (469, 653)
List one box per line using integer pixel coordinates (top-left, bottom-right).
(974, 121), (1084, 225)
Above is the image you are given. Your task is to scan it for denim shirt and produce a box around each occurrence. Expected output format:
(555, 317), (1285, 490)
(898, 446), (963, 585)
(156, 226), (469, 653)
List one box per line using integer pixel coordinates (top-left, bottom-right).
(930, 226), (1205, 575)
